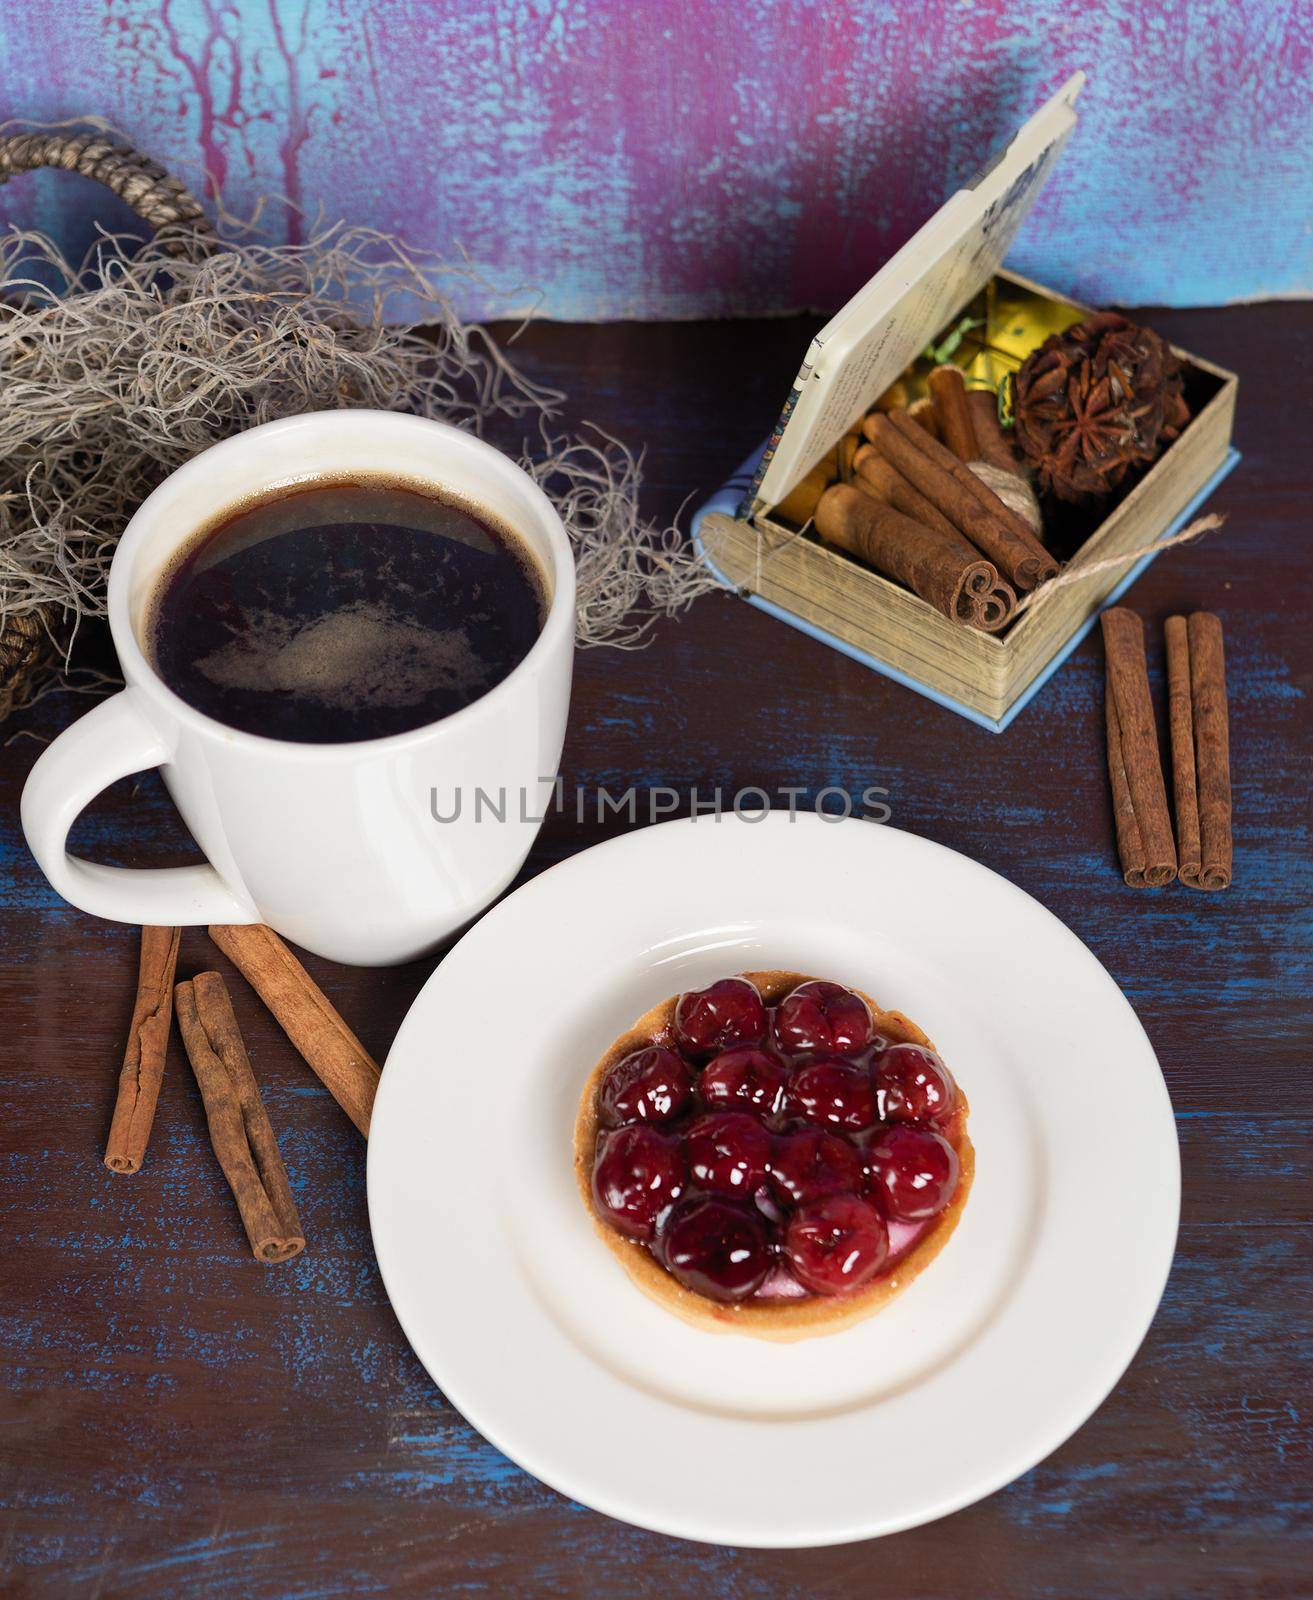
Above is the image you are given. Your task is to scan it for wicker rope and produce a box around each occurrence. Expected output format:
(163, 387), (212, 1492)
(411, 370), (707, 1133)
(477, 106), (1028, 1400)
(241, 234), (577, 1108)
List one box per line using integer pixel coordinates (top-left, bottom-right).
(0, 131), (213, 718)
(0, 131), (214, 252)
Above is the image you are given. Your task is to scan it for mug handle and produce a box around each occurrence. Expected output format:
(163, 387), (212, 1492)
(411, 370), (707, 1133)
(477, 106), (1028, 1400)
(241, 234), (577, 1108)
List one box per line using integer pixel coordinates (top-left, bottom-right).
(20, 688), (258, 926)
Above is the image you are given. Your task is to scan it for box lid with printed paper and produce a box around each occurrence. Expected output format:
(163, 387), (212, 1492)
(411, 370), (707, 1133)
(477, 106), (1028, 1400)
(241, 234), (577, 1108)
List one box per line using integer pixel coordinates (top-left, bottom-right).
(742, 73), (1084, 521)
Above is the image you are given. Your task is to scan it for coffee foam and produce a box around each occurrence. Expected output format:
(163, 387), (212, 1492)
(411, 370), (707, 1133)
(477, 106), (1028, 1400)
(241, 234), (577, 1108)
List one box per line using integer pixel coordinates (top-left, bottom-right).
(193, 600), (492, 711)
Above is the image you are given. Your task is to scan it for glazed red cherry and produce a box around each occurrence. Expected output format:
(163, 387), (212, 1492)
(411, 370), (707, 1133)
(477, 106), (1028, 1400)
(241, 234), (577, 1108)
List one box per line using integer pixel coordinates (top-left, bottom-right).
(598, 1045), (694, 1127)
(876, 1043), (956, 1125)
(591, 1125), (686, 1242)
(700, 1046), (788, 1124)
(866, 1126), (959, 1222)
(684, 1112), (771, 1196)
(788, 1058), (876, 1131)
(674, 978), (767, 1059)
(784, 1194), (889, 1295)
(772, 980), (874, 1057)
(660, 1197), (770, 1302)
(768, 1129), (864, 1208)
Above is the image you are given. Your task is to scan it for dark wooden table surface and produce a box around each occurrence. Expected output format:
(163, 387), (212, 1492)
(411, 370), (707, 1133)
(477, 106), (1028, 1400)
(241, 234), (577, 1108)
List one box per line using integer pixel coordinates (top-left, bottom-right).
(2, 306), (1309, 1599)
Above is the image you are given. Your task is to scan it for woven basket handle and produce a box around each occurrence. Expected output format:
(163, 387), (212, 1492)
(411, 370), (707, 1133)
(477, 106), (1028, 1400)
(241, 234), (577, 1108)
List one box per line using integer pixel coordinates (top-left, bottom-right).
(0, 130), (214, 254)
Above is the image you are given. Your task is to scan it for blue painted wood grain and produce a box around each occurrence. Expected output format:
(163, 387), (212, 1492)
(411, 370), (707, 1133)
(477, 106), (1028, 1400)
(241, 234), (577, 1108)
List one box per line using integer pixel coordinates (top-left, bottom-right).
(0, 1), (1308, 318)
(0, 303), (1309, 1595)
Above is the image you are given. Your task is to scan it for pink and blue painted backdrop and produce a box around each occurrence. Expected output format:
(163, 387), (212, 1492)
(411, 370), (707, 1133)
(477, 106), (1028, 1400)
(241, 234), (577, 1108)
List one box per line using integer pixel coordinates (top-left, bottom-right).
(0, 0), (1309, 318)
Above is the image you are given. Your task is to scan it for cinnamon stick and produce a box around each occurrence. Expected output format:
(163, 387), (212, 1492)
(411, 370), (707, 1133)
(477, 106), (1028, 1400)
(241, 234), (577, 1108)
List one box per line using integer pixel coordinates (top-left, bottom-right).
(967, 389), (1026, 480)
(1187, 612), (1233, 889)
(907, 396), (940, 439)
(176, 973), (304, 1263)
(889, 409), (1058, 584)
(1105, 690), (1149, 887)
(978, 581), (1018, 631)
(928, 366), (978, 462)
(104, 926), (181, 1174)
(1164, 616), (1202, 885)
(1101, 608), (1177, 887)
(850, 446), (1018, 630)
(852, 445), (962, 543)
(864, 412), (1056, 591)
(209, 924), (379, 1135)
(814, 483), (1005, 630)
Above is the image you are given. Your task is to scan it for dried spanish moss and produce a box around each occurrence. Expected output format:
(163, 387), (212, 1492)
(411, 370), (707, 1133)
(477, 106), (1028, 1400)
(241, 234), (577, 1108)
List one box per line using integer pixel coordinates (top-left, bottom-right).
(0, 208), (719, 698)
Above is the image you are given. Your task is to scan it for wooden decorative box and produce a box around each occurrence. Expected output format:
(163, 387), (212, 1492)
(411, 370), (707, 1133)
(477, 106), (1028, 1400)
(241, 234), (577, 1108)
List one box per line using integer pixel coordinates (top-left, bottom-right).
(692, 75), (1238, 731)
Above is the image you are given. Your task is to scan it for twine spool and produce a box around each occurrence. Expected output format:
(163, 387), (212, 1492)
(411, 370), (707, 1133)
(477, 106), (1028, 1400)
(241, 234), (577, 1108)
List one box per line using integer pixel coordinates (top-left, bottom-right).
(968, 459), (1044, 538)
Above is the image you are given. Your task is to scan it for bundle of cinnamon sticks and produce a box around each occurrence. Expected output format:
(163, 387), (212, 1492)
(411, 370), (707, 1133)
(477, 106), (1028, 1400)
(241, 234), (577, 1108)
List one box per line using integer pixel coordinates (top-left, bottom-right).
(103, 923), (381, 1262)
(1102, 607), (1233, 889)
(813, 366), (1054, 632)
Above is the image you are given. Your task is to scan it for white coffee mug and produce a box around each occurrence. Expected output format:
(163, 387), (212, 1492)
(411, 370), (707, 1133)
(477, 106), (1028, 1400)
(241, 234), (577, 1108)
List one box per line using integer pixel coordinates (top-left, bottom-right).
(21, 411), (575, 966)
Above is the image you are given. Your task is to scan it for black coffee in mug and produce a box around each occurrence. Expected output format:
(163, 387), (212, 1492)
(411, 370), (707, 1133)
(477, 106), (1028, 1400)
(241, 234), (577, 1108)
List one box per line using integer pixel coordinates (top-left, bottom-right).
(147, 478), (547, 743)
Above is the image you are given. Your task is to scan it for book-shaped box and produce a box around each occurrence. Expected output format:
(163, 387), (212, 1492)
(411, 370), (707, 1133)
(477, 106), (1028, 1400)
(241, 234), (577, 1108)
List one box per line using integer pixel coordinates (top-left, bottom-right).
(691, 75), (1238, 732)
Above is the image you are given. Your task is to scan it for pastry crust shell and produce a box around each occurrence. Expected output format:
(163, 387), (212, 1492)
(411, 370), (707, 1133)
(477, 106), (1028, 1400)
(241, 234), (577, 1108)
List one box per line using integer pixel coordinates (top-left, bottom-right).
(573, 970), (974, 1341)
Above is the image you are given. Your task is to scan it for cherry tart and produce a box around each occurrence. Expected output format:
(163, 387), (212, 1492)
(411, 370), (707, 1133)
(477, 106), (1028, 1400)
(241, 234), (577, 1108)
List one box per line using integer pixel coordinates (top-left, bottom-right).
(574, 971), (973, 1341)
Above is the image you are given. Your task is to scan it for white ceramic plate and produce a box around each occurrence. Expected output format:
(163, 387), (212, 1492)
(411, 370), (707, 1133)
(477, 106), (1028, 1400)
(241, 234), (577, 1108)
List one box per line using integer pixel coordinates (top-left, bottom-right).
(368, 814), (1179, 1546)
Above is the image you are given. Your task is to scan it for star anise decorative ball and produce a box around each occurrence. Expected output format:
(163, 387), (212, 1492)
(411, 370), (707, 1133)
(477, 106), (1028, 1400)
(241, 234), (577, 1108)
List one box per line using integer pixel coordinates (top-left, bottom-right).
(1011, 312), (1190, 503)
